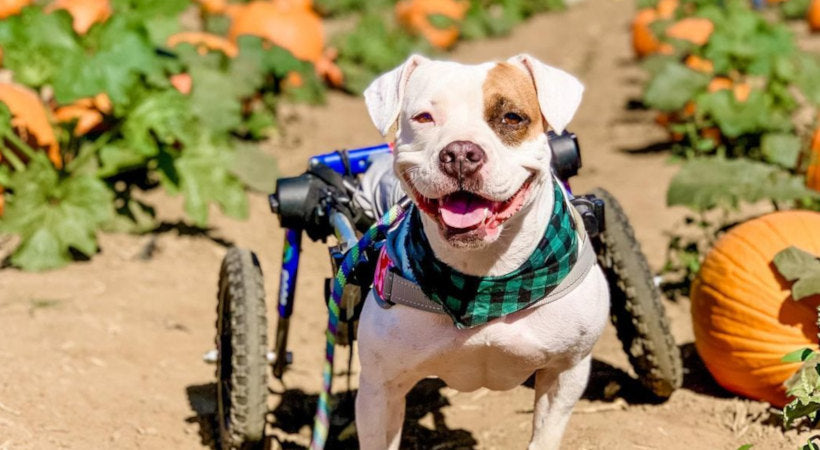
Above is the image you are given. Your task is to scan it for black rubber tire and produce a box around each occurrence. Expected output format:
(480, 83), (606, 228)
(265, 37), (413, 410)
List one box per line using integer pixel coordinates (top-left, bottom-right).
(216, 247), (269, 450)
(589, 188), (683, 398)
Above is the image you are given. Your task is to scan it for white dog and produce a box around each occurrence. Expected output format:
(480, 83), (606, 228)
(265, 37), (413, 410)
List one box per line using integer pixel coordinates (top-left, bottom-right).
(355, 54), (610, 450)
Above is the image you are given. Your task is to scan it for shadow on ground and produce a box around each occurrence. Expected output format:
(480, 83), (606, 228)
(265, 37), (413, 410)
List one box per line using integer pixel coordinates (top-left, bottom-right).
(186, 378), (476, 450)
(583, 343), (734, 405)
(185, 344), (737, 449)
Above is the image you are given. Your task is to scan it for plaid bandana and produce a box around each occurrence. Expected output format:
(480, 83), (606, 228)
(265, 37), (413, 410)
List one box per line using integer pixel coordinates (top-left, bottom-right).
(404, 182), (578, 328)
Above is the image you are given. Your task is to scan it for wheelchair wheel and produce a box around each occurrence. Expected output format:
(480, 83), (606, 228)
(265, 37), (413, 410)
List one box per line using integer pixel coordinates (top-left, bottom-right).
(589, 188), (683, 399)
(216, 247), (269, 449)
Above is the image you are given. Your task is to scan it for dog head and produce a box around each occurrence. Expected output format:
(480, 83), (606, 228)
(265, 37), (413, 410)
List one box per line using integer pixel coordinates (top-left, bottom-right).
(364, 54), (583, 249)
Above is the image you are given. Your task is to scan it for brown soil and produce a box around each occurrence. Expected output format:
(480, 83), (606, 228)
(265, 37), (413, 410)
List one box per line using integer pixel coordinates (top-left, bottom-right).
(1, 1), (817, 449)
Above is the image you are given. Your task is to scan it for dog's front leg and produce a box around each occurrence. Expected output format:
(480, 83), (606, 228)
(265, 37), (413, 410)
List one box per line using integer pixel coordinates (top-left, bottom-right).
(529, 354), (592, 450)
(355, 373), (409, 450)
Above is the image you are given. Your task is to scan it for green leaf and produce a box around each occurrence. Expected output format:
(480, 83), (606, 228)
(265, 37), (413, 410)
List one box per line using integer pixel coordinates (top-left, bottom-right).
(696, 89), (784, 139)
(795, 54), (820, 106)
(187, 64), (244, 135)
(785, 398), (820, 427)
(783, 348), (816, 363)
(52, 17), (161, 104)
(794, 275), (820, 301)
(736, 445), (753, 450)
(643, 63), (710, 112)
(98, 142), (150, 177)
(773, 247), (820, 300)
(230, 144), (278, 193)
(175, 137), (248, 226)
(761, 133), (801, 169)
(666, 158), (820, 211)
(0, 157), (114, 271)
(0, 8), (82, 87)
(774, 247), (820, 282)
(122, 90), (196, 156)
(781, 0), (811, 19)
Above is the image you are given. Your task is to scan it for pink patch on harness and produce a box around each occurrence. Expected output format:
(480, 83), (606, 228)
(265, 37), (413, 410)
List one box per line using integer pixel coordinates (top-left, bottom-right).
(373, 245), (394, 299)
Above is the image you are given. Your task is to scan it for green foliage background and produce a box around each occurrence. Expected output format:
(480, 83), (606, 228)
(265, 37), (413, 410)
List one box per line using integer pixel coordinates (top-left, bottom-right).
(0, 0), (567, 271)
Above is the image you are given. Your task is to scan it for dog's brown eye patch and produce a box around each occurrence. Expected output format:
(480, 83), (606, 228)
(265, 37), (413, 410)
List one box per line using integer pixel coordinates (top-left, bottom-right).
(412, 112), (434, 123)
(482, 63), (544, 147)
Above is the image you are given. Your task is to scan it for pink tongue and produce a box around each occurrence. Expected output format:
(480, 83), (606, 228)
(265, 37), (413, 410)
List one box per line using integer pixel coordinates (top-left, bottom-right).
(439, 193), (492, 229)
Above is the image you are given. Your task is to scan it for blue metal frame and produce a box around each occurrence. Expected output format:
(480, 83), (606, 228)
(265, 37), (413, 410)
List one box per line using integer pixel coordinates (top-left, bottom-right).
(275, 144), (392, 335)
(277, 229), (302, 319)
(308, 143), (392, 175)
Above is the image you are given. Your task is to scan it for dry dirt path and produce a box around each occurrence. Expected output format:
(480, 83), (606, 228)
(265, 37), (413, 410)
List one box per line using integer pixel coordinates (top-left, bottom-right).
(0, 1), (813, 449)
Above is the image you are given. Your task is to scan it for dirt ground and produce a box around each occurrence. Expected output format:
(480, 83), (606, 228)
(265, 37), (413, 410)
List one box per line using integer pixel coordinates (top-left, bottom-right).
(2, 1), (819, 449)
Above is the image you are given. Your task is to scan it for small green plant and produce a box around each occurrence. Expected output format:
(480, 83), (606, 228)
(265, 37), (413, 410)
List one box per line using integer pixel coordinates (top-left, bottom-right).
(777, 247), (820, 449)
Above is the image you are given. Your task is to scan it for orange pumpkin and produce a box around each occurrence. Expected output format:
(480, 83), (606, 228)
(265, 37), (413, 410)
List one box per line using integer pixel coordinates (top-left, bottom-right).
(656, 0), (678, 19)
(167, 32), (239, 58)
(53, 93), (110, 136)
(666, 17), (714, 46)
(395, 0), (469, 50)
(685, 55), (713, 73)
(227, 1), (342, 86)
(228, 0), (323, 62)
(170, 73), (193, 95)
(806, 126), (820, 191)
(708, 76), (732, 93)
(810, 0), (820, 32)
(691, 211), (820, 407)
(0, 82), (61, 168)
(48, 0), (112, 35)
(732, 82), (751, 102)
(0, 0), (31, 19)
(632, 8), (661, 58)
(707, 77), (750, 102)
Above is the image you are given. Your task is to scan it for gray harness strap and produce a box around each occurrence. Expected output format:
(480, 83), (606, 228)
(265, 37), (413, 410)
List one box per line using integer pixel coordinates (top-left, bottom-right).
(376, 239), (597, 315)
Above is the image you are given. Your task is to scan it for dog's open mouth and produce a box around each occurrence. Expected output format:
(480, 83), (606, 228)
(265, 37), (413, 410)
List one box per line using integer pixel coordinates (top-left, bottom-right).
(415, 178), (533, 236)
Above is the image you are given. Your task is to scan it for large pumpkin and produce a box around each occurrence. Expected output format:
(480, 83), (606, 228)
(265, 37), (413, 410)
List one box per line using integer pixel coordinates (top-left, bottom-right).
(691, 211), (820, 407)
(226, 0), (342, 86)
(227, 0), (323, 63)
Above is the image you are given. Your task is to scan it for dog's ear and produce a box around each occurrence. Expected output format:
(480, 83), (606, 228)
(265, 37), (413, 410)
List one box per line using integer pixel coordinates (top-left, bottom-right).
(364, 54), (428, 137)
(507, 54), (584, 134)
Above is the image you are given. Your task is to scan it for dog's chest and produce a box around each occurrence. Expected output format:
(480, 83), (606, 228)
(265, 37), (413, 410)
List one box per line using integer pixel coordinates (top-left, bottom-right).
(421, 309), (575, 390)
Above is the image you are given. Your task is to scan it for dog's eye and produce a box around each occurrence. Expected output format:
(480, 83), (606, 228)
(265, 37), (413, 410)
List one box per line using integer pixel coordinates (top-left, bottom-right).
(412, 112), (434, 124)
(502, 112), (525, 125)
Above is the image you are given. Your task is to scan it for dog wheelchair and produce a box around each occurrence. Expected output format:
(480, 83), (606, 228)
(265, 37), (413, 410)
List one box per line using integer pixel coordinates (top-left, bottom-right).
(212, 133), (683, 449)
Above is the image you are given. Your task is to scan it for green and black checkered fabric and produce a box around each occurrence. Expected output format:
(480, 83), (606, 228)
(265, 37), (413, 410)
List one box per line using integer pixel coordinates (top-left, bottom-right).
(405, 182), (578, 328)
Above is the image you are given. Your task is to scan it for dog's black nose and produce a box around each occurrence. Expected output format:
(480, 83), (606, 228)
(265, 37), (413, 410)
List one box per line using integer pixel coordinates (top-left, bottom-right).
(438, 141), (486, 179)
